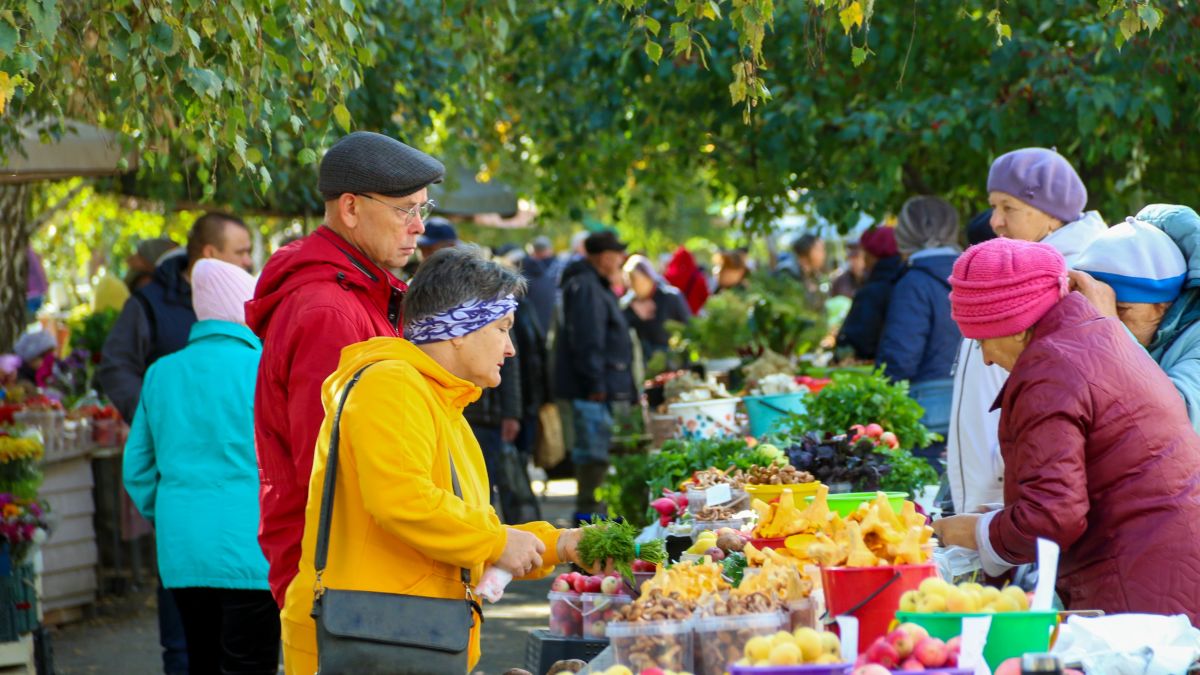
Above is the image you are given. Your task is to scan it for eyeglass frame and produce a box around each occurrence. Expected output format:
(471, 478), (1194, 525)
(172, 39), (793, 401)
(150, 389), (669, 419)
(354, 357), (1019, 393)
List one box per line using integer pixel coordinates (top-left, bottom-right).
(354, 192), (437, 225)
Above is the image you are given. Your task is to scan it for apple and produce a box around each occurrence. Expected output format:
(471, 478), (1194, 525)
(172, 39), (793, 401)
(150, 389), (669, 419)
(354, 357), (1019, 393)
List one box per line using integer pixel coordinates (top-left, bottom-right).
(944, 651), (958, 667)
(886, 629), (915, 658)
(865, 637), (900, 668)
(641, 669), (665, 675)
(583, 575), (604, 594)
(900, 657), (926, 671)
(851, 665), (891, 675)
(896, 622), (930, 644)
(589, 620), (606, 636)
(572, 575), (589, 594)
(880, 431), (900, 449)
(551, 574), (572, 593)
(600, 576), (621, 595)
(945, 636), (962, 654)
(865, 423), (884, 439)
(914, 637), (948, 668)
(705, 546), (726, 561)
(994, 657), (1022, 675)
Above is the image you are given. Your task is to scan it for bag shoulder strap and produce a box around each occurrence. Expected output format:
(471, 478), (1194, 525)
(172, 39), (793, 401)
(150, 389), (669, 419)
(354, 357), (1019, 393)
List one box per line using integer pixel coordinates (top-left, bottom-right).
(313, 363), (472, 594)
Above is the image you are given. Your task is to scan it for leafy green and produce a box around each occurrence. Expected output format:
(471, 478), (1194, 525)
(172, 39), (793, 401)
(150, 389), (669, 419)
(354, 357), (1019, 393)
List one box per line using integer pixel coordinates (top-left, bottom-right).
(722, 551), (748, 586)
(782, 368), (937, 451)
(577, 518), (666, 580)
(598, 437), (775, 527)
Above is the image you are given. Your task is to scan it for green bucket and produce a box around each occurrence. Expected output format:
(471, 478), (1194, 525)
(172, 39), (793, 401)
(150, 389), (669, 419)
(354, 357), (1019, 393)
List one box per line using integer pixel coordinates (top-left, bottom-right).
(893, 610), (1059, 671)
(805, 491), (908, 516)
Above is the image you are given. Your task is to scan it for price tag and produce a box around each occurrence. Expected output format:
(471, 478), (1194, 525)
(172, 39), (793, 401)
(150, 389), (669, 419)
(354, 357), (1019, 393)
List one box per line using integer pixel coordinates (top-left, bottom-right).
(835, 616), (859, 664)
(1032, 537), (1060, 611)
(705, 483), (732, 507)
(959, 615), (992, 675)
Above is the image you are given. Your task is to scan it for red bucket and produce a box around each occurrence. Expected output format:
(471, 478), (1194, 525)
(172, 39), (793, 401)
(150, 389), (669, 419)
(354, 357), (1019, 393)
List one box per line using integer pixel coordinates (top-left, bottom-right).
(821, 563), (937, 653)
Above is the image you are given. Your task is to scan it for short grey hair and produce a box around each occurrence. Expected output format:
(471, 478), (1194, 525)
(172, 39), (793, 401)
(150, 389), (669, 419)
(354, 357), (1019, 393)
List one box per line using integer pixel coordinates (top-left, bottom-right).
(404, 244), (527, 327)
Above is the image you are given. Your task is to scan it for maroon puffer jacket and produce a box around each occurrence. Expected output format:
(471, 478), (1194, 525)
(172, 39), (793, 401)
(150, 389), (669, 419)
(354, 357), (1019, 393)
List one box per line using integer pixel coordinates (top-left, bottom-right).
(989, 292), (1200, 623)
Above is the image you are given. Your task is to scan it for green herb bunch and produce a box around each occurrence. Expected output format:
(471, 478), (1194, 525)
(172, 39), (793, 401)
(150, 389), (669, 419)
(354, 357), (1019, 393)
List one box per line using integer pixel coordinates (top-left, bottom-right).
(576, 518), (666, 580)
(783, 368), (938, 450)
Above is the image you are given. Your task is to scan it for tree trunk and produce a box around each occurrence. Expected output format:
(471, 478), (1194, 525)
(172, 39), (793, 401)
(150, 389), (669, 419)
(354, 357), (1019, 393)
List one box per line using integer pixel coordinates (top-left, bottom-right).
(0, 184), (32, 353)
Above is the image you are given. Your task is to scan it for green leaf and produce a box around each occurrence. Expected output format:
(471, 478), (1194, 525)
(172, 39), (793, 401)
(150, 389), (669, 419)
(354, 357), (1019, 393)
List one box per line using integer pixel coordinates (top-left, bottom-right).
(245, 147), (264, 165)
(200, 18), (216, 36)
(1137, 6), (1162, 34)
(25, 0), (61, 42)
(185, 26), (200, 49)
(183, 67), (222, 98)
(149, 22), (176, 54)
(290, 115), (303, 134)
(642, 16), (661, 36)
(851, 45), (868, 67)
(0, 21), (16, 57)
(298, 148), (318, 165)
(1119, 9), (1142, 41)
(134, 71), (146, 92)
(670, 21), (690, 42)
(333, 103), (352, 131)
(645, 40), (663, 63)
(343, 21), (358, 43)
(339, 0), (355, 14)
(110, 10), (130, 32)
(233, 134), (248, 162)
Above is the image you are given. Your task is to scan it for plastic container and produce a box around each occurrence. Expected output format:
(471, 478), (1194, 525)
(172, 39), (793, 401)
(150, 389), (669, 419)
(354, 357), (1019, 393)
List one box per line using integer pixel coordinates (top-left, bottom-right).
(745, 481), (824, 507)
(744, 391), (809, 437)
(608, 619), (694, 672)
(727, 665), (852, 675)
(805, 491), (908, 517)
(893, 610), (1059, 672)
(581, 592), (633, 638)
(786, 597), (818, 631)
(692, 611), (787, 675)
(687, 486), (750, 515)
(547, 590), (584, 638)
(821, 563), (938, 653)
(669, 397), (743, 440)
(692, 517), (746, 537)
(633, 570), (656, 596)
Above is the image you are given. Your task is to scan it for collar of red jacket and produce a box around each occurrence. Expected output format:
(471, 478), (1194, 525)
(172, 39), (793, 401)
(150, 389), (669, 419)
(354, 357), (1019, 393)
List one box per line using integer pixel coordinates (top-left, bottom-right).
(246, 225), (405, 338)
(990, 292), (1100, 412)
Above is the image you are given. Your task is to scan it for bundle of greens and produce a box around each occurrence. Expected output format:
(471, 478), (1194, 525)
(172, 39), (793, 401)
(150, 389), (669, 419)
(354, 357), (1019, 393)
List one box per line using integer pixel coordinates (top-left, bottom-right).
(576, 518), (667, 580)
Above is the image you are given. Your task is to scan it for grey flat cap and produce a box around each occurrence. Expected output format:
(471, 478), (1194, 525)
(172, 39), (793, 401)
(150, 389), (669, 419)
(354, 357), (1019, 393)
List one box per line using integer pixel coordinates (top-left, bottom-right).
(318, 131), (445, 201)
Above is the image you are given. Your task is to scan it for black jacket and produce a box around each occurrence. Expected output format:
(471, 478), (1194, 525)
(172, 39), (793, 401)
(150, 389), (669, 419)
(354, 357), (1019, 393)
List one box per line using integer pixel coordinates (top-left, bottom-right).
(513, 300), (549, 417)
(98, 254), (197, 422)
(836, 255), (903, 361)
(521, 255), (560, 341)
(622, 286), (691, 355)
(553, 259), (635, 402)
(464, 354), (523, 429)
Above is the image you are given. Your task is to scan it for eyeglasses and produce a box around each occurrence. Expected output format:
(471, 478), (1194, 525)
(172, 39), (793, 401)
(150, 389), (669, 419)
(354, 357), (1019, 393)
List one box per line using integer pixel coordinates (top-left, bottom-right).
(355, 193), (437, 224)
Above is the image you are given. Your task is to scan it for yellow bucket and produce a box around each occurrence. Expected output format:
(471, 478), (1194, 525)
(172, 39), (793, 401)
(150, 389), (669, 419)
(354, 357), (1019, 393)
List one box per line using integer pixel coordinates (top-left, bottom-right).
(744, 481), (823, 506)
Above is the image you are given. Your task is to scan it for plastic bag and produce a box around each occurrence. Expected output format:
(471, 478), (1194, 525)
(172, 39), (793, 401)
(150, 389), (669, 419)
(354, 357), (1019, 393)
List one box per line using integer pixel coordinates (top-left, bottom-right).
(932, 545), (982, 584)
(475, 567), (513, 603)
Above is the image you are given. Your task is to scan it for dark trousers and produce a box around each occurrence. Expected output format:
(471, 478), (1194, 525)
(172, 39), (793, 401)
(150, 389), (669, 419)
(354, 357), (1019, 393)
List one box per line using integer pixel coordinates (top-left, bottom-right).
(171, 588), (280, 675)
(159, 580), (188, 674)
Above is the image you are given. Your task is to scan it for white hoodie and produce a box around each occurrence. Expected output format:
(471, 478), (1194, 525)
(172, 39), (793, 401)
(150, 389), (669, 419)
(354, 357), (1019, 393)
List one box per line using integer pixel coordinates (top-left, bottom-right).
(946, 211), (1107, 514)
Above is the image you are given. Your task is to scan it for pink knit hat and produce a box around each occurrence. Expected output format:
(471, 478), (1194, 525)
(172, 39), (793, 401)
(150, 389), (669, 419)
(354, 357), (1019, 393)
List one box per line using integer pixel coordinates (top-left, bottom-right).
(192, 259), (256, 325)
(949, 238), (1068, 340)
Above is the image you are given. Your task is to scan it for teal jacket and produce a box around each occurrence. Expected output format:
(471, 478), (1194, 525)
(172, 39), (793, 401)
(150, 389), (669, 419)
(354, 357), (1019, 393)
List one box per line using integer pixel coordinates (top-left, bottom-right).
(123, 320), (269, 590)
(1138, 204), (1200, 433)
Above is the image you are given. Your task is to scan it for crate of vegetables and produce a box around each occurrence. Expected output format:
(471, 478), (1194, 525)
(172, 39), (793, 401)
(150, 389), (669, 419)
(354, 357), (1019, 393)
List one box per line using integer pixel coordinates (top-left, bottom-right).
(608, 619), (694, 672)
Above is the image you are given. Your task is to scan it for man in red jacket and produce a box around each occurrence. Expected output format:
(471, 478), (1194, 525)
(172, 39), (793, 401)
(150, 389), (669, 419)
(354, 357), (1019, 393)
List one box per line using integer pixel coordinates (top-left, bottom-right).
(246, 131), (444, 605)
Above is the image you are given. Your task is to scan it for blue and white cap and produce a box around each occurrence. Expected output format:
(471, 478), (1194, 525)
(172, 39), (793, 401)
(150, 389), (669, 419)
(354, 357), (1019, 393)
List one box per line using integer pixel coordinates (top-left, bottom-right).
(1075, 217), (1187, 304)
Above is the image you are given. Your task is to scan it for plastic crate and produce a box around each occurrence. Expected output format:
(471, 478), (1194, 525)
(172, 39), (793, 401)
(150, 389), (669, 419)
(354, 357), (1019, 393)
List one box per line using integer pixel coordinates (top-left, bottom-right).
(525, 628), (608, 675)
(0, 562), (39, 641)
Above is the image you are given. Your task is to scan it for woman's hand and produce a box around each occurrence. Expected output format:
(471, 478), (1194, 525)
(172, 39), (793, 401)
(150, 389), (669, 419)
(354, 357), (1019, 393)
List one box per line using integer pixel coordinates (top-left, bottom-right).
(1068, 270), (1118, 319)
(495, 527), (545, 577)
(931, 514), (981, 550)
(556, 528), (615, 574)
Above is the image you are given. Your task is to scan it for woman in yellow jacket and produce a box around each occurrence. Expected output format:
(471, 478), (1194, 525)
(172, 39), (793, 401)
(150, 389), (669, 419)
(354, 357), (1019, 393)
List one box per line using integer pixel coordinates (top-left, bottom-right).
(282, 246), (592, 674)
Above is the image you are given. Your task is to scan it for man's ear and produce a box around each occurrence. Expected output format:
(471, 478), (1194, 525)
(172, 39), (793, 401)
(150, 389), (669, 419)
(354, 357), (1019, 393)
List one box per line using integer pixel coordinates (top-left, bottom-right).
(338, 193), (360, 228)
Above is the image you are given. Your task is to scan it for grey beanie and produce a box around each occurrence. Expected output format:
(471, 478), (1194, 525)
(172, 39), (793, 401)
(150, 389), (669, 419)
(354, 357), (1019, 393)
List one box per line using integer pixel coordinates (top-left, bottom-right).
(896, 196), (961, 256)
(318, 131), (445, 201)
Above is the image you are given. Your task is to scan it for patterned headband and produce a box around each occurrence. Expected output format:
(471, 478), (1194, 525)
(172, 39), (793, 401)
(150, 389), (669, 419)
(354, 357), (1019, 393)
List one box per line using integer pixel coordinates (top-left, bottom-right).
(406, 295), (518, 345)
